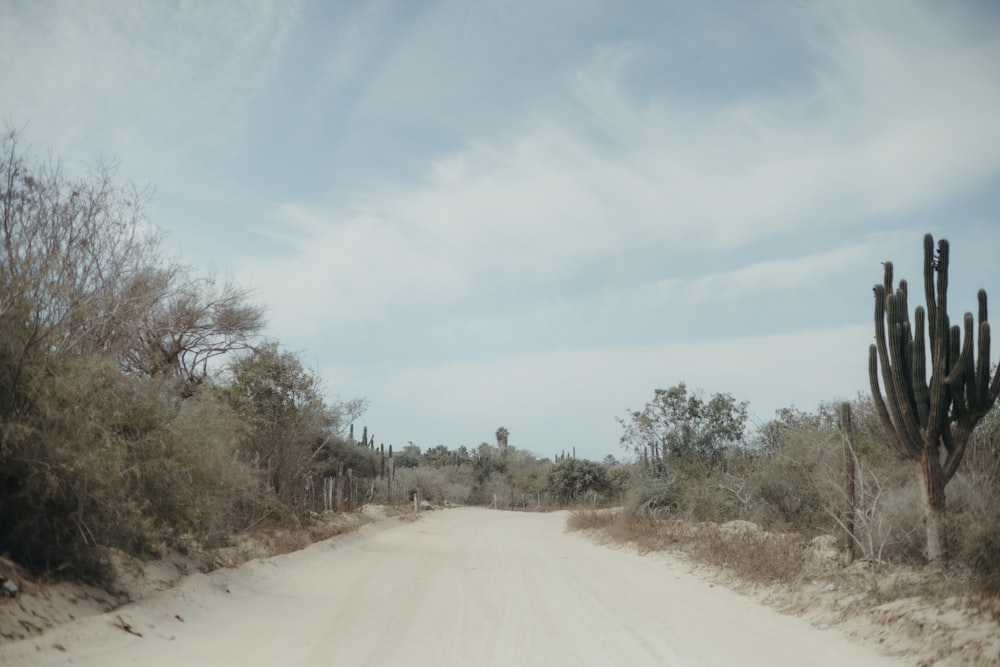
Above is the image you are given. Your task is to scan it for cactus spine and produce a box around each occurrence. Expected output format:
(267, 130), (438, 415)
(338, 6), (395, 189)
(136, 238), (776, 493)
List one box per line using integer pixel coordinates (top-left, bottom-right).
(869, 233), (1000, 562)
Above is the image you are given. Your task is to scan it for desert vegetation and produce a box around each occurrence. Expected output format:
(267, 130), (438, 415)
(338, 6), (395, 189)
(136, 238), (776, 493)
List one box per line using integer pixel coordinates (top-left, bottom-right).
(2, 127), (998, 622)
(566, 234), (1000, 600)
(0, 130), (374, 581)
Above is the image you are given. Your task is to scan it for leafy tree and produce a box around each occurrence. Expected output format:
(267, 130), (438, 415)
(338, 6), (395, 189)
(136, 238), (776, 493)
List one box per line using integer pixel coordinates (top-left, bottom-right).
(424, 444), (454, 468)
(546, 458), (611, 504)
(618, 383), (748, 472)
(752, 407), (823, 454)
(222, 342), (365, 507)
(453, 445), (473, 466)
(395, 443), (423, 468)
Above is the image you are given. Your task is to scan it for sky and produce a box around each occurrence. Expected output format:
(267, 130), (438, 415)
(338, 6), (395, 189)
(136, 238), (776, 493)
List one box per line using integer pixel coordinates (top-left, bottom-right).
(2, 0), (1000, 462)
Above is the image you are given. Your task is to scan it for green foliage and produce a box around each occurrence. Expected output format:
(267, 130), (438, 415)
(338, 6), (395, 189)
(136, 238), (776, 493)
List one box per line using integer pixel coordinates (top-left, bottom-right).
(395, 444), (422, 469)
(222, 342), (366, 507)
(423, 445), (453, 468)
(495, 426), (509, 459)
(618, 382), (748, 471)
(545, 458), (611, 504)
(323, 437), (379, 478)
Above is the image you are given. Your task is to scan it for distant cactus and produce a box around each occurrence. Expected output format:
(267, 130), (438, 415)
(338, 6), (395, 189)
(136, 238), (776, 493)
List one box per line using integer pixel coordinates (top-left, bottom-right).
(869, 234), (1000, 562)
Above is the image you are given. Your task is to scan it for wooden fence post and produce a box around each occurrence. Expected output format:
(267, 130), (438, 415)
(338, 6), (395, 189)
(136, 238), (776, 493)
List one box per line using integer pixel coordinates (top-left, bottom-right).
(346, 468), (354, 510)
(839, 402), (858, 563)
(335, 462), (345, 512)
(387, 446), (395, 504)
(323, 476), (334, 512)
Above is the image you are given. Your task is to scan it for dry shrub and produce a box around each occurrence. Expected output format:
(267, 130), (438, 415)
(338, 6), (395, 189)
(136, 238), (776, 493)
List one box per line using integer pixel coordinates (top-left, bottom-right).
(624, 474), (682, 519)
(567, 509), (616, 531)
(868, 479), (924, 563)
(569, 510), (807, 583)
(568, 509), (676, 553)
(748, 444), (831, 534)
(393, 467), (442, 503)
(677, 473), (747, 523)
(949, 474), (1000, 593)
(0, 354), (261, 580)
(962, 523), (1000, 594)
(684, 522), (809, 583)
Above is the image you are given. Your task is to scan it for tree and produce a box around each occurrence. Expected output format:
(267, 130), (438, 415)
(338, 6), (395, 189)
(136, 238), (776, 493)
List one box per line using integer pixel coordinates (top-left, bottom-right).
(546, 458), (610, 504)
(0, 129), (261, 575)
(119, 266), (264, 395)
(0, 129), (263, 402)
(752, 406), (823, 455)
(222, 342), (366, 507)
(869, 234), (1000, 563)
(618, 383), (748, 472)
(496, 426), (510, 460)
(396, 443), (422, 468)
(1, 129), (159, 417)
(424, 445), (454, 468)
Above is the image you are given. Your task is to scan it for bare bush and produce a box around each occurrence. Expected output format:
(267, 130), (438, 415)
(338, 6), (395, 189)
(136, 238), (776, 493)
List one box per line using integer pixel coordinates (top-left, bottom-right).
(624, 473), (682, 519)
(828, 456), (923, 563)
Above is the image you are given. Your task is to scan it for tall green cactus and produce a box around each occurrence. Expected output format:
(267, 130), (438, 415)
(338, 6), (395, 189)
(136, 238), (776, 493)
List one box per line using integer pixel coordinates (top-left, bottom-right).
(869, 233), (1000, 562)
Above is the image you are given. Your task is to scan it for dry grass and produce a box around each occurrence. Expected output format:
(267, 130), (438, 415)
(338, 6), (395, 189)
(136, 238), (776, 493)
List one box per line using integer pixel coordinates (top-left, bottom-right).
(685, 522), (808, 583)
(568, 509), (677, 554)
(569, 508), (1000, 607)
(570, 510), (806, 583)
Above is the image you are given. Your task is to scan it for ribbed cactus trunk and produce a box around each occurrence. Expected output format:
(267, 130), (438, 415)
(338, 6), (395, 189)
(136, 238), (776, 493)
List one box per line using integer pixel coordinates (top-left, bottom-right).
(919, 454), (947, 563)
(869, 234), (1000, 563)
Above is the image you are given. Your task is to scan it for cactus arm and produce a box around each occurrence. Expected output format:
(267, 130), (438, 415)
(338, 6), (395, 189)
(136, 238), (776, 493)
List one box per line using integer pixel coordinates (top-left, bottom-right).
(977, 291), (991, 399)
(912, 307), (930, 427)
(923, 234), (938, 340)
(869, 344), (916, 458)
(946, 317), (974, 414)
(887, 292), (925, 452)
(871, 281), (922, 458)
(924, 239), (951, 451)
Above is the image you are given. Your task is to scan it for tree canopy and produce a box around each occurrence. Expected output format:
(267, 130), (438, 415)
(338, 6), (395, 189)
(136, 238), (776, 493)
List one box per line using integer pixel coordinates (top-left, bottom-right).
(618, 383), (748, 471)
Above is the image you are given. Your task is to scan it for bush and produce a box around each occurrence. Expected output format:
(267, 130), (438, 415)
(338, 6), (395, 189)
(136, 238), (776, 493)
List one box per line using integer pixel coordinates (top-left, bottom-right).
(546, 458), (611, 505)
(951, 472), (1000, 590)
(961, 523), (1000, 593)
(0, 353), (257, 579)
(625, 474), (683, 518)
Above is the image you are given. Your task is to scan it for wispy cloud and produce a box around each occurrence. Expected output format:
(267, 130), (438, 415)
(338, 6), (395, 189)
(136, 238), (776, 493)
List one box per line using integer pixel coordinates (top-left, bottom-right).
(3, 1), (998, 458)
(1, 1), (300, 172)
(244, 0), (1000, 350)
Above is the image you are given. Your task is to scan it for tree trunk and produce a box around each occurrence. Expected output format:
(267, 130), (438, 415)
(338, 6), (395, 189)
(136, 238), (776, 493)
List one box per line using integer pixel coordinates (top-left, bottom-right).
(918, 454), (947, 564)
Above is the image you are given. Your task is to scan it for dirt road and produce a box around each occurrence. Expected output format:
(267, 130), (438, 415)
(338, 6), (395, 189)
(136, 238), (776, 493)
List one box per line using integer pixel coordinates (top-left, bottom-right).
(0, 508), (905, 666)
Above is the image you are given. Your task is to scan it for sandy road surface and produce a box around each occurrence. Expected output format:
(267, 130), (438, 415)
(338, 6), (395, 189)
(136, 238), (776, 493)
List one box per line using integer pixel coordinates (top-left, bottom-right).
(0, 508), (905, 666)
